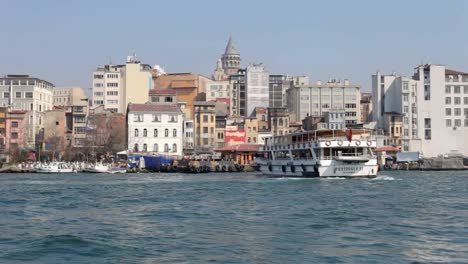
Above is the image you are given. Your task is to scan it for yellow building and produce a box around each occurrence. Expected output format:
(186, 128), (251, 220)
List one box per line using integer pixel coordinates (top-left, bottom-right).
(244, 117), (259, 144)
(194, 102), (216, 153)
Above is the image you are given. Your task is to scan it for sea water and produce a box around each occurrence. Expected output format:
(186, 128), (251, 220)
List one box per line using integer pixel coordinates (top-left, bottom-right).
(1, 171), (468, 263)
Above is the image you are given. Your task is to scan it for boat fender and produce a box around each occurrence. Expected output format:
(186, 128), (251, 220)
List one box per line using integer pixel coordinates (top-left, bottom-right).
(290, 165), (295, 173)
(268, 164), (273, 172)
(281, 165), (286, 172)
(325, 141), (331, 146)
(355, 140), (361, 146)
(301, 164), (307, 172)
(366, 140), (372, 146)
(215, 165), (220, 172)
(337, 140), (343, 146)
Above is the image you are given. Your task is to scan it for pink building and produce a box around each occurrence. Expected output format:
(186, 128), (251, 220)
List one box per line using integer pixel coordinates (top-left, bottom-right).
(5, 110), (28, 151)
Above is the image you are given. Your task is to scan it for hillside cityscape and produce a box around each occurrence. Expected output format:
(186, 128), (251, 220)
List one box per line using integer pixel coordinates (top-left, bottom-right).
(0, 36), (467, 166)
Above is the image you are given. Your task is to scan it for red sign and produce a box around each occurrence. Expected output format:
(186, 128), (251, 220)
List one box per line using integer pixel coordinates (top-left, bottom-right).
(225, 130), (245, 145)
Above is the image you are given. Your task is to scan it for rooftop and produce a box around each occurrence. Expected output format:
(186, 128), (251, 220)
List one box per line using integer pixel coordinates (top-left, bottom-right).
(445, 69), (468, 75)
(128, 103), (182, 113)
(149, 89), (176, 95)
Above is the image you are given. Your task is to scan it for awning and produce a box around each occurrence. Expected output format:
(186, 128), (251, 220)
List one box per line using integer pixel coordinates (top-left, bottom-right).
(117, 150), (128, 155)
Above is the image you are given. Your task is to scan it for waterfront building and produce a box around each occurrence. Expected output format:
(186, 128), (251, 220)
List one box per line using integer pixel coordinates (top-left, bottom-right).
(206, 79), (230, 103)
(0, 75), (54, 148)
(244, 117), (259, 144)
(229, 64), (269, 117)
(287, 79), (361, 125)
(92, 54), (153, 114)
(246, 64), (269, 117)
(251, 107), (269, 132)
(360, 92), (373, 123)
(193, 102), (216, 153)
(52, 86), (89, 148)
(268, 107), (290, 136)
(229, 69), (246, 116)
(214, 103), (229, 149)
(0, 109), (28, 162)
(414, 65), (468, 156)
(183, 120), (195, 155)
(149, 89), (177, 104)
(269, 75), (291, 108)
(127, 104), (183, 158)
(153, 73), (210, 119)
(43, 109), (67, 158)
(372, 64), (468, 156)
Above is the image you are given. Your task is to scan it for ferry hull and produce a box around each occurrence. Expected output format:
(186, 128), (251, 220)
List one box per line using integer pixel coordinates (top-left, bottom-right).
(258, 162), (378, 178)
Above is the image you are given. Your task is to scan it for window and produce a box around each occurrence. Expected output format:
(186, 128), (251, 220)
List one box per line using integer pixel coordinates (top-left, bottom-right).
(165, 129), (169, 137)
(25, 92), (33, 98)
(425, 129), (431, 140)
(424, 118), (431, 128)
(424, 85), (431, 100)
(133, 114), (144, 122)
(279, 118), (283, 126)
(261, 115), (265, 121)
(94, 74), (104, 79)
(106, 91), (118, 96)
(454, 97), (461, 105)
(107, 100), (118, 104)
(143, 129), (147, 137)
(173, 129), (177, 137)
(134, 144), (139, 152)
(404, 106), (409, 113)
(445, 97), (451, 104)
(164, 143), (169, 152)
(446, 119), (452, 127)
(153, 144), (158, 152)
(106, 82), (118, 87)
(11, 132), (18, 139)
(404, 129), (409, 136)
(3, 92), (10, 98)
(455, 119), (461, 127)
(152, 114), (161, 122)
(465, 86), (468, 94)
(12, 121), (18, 128)
(203, 115), (208, 122)
(454, 86), (461, 94)
(445, 86), (451, 94)
(94, 83), (103, 88)
(403, 95), (408, 102)
(143, 144), (147, 152)
(404, 117), (409, 124)
(169, 115), (178, 122)
(446, 108), (451, 116)
(74, 127), (85, 134)
(172, 144), (177, 153)
(15, 92), (22, 98)
(154, 129), (158, 137)
(134, 129), (139, 137)
(454, 108), (461, 116)
(465, 108), (468, 116)
(464, 97), (468, 105)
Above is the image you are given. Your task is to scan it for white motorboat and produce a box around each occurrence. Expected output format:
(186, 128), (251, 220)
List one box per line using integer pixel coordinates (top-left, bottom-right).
(36, 162), (74, 173)
(83, 163), (110, 173)
(256, 129), (379, 178)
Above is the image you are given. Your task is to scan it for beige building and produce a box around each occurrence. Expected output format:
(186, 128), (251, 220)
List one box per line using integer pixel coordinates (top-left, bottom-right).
(92, 54), (152, 113)
(244, 117), (259, 144)
(194, 102), (216, 153)
(268, 107), (290, 136)
(153, 73), (210, 119)
(287, 79), (361, 125)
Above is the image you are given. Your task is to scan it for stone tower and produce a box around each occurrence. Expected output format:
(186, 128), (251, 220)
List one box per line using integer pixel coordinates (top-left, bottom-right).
(221, 36), (241, 76)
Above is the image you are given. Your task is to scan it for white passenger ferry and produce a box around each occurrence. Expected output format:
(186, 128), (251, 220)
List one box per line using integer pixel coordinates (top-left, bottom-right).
(256, 129), (378, 178)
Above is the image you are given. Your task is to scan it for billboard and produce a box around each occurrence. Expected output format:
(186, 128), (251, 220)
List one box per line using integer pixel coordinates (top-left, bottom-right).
(225, 130), (245, 146)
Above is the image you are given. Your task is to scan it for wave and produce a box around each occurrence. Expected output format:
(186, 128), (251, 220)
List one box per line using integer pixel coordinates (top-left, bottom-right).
(372, 175), (395, 181)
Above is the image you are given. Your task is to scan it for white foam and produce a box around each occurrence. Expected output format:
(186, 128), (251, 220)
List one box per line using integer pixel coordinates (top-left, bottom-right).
(372, 175), (395, 181)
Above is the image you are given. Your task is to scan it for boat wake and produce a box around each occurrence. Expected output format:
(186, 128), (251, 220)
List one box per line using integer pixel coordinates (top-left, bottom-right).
(372, 175), (395, 181)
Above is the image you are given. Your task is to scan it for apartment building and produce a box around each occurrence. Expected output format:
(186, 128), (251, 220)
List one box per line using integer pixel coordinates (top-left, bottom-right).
(92, 55), (153, 113)
(287, 79), (361, 125)
(0, 75), (54, 148)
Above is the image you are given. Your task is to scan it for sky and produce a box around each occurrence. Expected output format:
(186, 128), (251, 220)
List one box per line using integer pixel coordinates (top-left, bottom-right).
(1, 0), (468, 92)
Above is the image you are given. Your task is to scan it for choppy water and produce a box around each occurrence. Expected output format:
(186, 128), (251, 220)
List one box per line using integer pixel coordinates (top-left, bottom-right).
(1, 171), (468, 263)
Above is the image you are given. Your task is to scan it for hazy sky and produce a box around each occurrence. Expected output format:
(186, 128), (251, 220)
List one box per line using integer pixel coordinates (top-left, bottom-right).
(2, 0), (468, 92)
